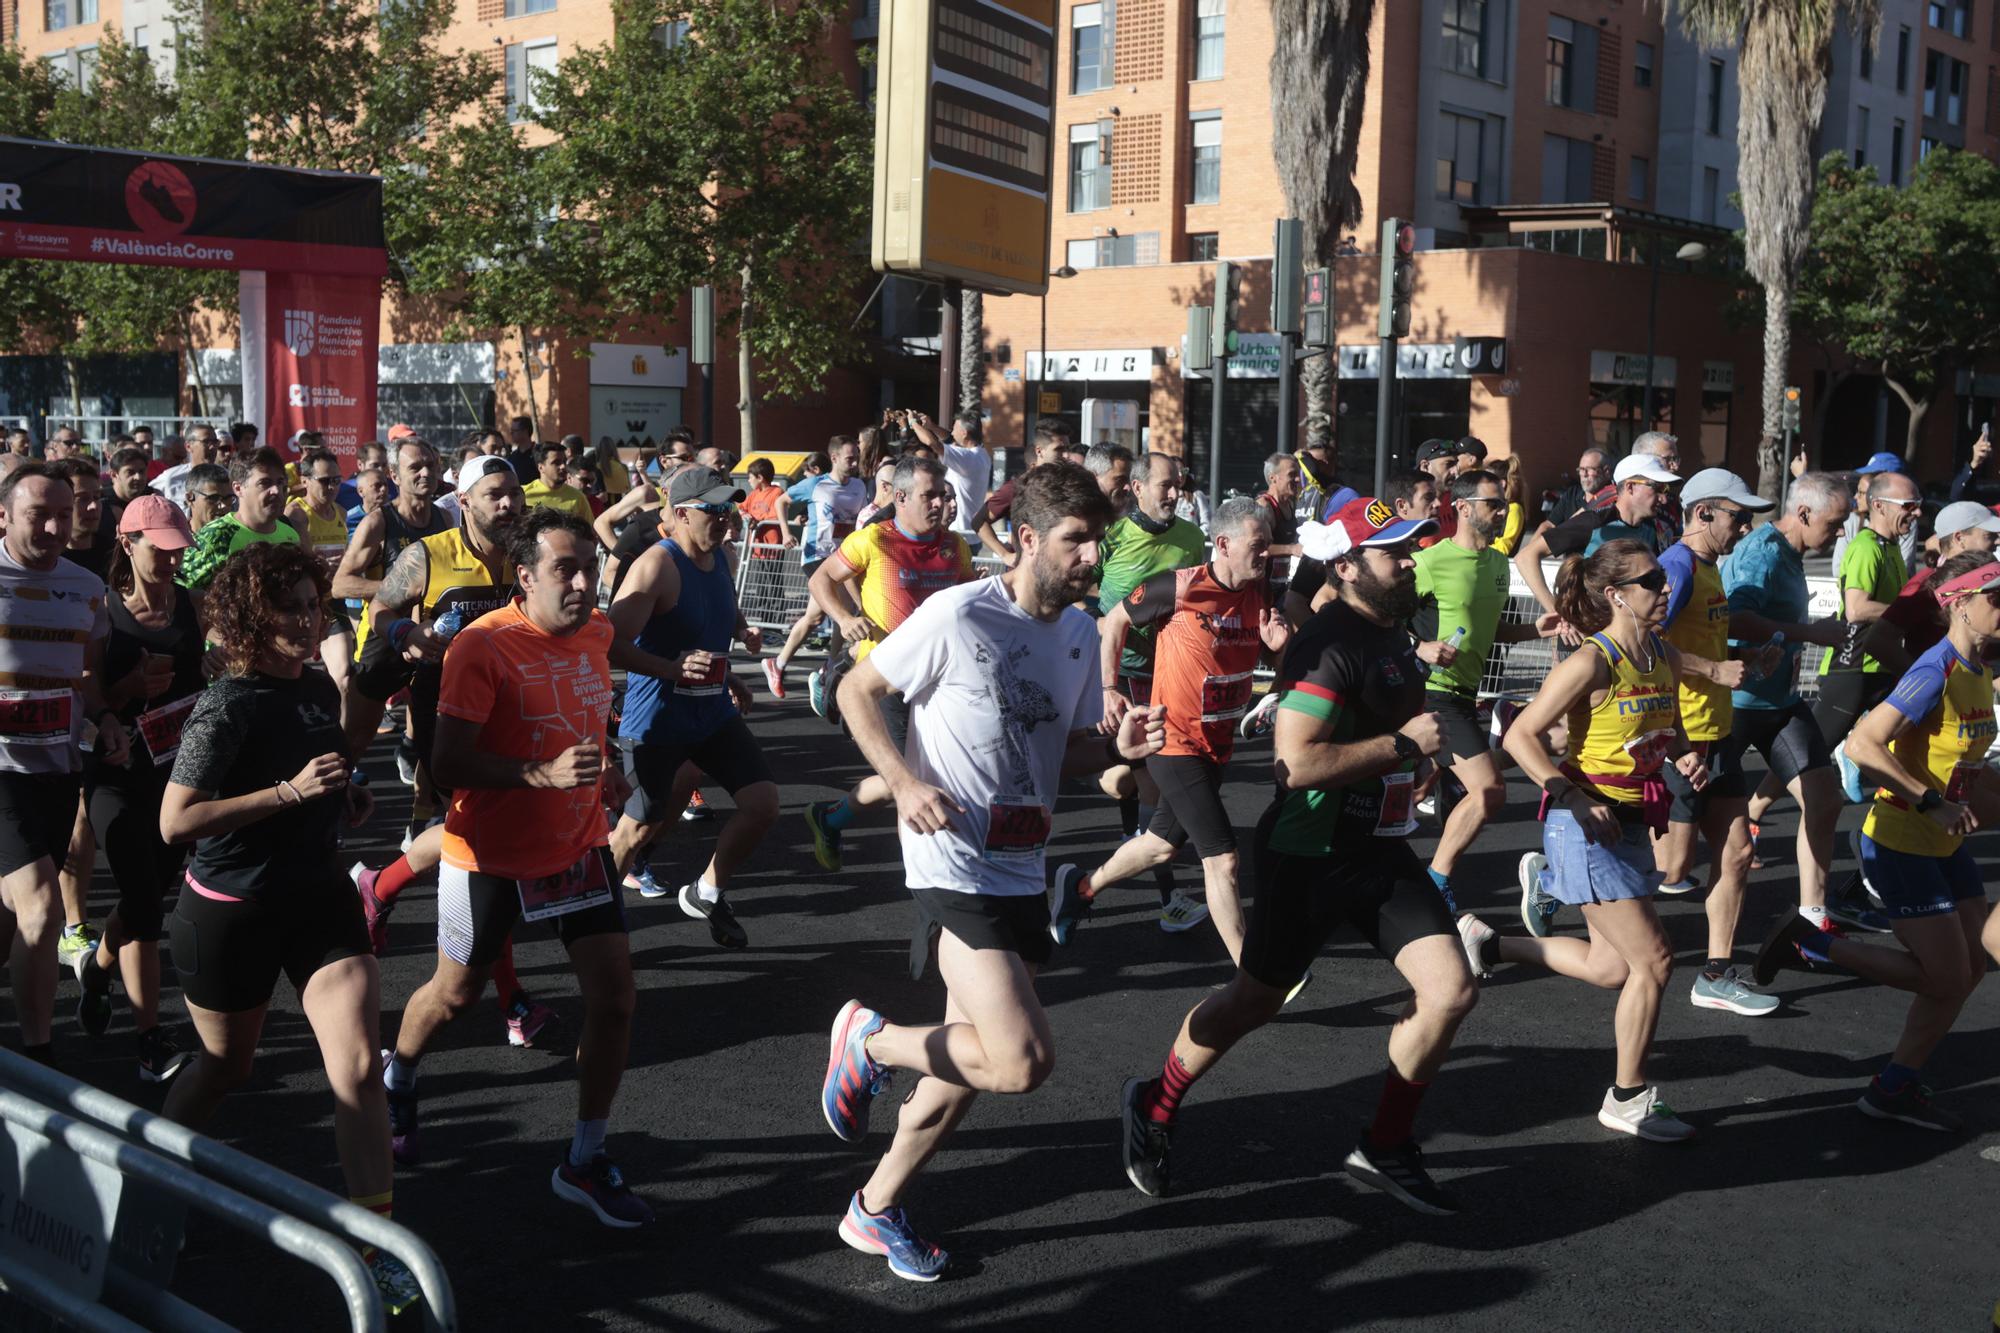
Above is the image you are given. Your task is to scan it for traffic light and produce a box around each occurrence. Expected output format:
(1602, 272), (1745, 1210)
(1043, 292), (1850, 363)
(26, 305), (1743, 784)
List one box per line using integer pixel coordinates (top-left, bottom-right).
(1378, 218), (1415, 340)
(1301, 267), (1330, 348)
(1782, 385), (1802, 433)
(1272, 218), (1303, 335)
(1211, 259), (1234, 359)
(1185, 305), (1214, 372)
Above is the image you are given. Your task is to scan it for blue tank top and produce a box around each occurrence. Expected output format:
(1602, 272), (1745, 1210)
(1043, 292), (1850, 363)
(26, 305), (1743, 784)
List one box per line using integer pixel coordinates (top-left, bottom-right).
(619, 539), (739, 745)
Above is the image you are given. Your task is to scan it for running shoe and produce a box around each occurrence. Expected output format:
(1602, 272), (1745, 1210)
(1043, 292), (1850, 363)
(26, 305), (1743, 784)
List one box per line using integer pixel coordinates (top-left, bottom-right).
(1454, 913), (1495, 980)
(505, 994), (557, 1049)
(1518, 852), (1558, 938)
(72, 950), (112, 1038)
(1856, 1079), (1963, 1132)
(1827, 883), (1893, 934)
(395, 738), (418, 788)
(1343, 1132), (1461, 1215)
(1656, 875), (1702, 896)
(679, 882), (748, 948)
(350, 862), (393, 956)
(624, 864), (663, 896)
(1596, 1086), (1696, 1142)
(381, 1050), (420, 1165)
(1415, 793), (1438, 820)
(821, 999), (890, 1142)
(367, 1250), (424, 1317)
(1488, 696), (1524, 747)
(1282, 969), (1313, 1006)
(681, 789), (713, 823)
(1747, 820), (1783, 868)
(136, 1026), (191, 1084)
(56, 923), (98, 971)
(1048, 863), (1091, 944)
(1237, 689), (1282, 740)
(1689, 966), (1779, 1016)
(377, 703), (404, 736)
(1119, 1076), (1173, 1197)
(1752, 912), (1835, 986)
(762, 657), (786, 699)
(551, 1153), (656, 1228)
(805, 799), (845, 874)
(838, 1191), (949, 1282)
(1159, 890), (1209, 933)
(1834, 740), (1866, 804)
(807, 667), (828, 720)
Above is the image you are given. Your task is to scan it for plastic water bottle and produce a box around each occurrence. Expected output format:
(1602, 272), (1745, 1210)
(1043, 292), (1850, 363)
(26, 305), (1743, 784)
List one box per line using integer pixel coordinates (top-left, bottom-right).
(433, 606), (467, 644)
(1444, 626), (1467, 653)
(1748, 631), (1784, 682)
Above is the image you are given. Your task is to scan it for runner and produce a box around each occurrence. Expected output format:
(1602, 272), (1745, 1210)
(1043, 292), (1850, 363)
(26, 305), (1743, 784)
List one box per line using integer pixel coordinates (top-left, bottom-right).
(179, 448), (303, 595)
(817, 462), (1162, 1279)
(1876, 501), (2000, 664)
(1465, 539), (1703, 1143)
(286, 447), (359, 699)
(971, 419), (1073, 565)
(1049, 497), (1288, 962)
(1114, 495), (1474, 1214)
(1256, 452), (1302, 559)
(182, 464), (236, 537)
(154, 542), (420, 1312)
(48, 459), (112, 973)
(1515, 453), (1678, 626)
(608, 466), (778, 944)
(0, 462), (130, 1064)
(522, 442), (593, 520)
(383, 508), (655, 1224)
(766, 436), (864, 698)
(1084, 442), (1134, 515)
(1755, 549), (1999, 1131)
(801, 455), (973, 870)
(1411, 439), (1461, 546)
(73, 496), (202, 1079)
(906, 410), (992, 547)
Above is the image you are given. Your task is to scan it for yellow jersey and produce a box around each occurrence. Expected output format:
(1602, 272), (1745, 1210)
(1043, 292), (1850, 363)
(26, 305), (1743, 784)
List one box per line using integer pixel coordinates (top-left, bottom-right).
(1658, 543), (1731, 741)
(1564, 631), (1677, 805)
(1862, 637), (1998, 857)
(829, 521), (973, 661)
(521, 479), (593, 522)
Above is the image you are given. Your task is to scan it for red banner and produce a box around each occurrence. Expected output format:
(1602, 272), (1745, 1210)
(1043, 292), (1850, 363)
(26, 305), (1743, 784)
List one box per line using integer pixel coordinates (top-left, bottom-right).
(251, 272), (381, 468)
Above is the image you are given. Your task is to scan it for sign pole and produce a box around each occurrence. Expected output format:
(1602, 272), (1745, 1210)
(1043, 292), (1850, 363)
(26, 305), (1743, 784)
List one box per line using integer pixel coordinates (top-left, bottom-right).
(1209, 348), (1227, 518)
(1277, 333), (1298, 460)
(1374, 337), (1396, 499)
(938, 279), (961, 425)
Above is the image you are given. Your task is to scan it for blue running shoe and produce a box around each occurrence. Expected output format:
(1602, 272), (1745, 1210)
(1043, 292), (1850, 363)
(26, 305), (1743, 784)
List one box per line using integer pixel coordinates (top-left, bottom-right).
(808, 668), (829, 720)
(624, 865), (668, 898)
(1048, 862), (1092, 944)
(821, 999), (890, 1142)
(805, 799), (844, 874)
(380, 1049), (420, 1165)
(1835, 740), (1866, 804)
(838, 1191), (948, 1282)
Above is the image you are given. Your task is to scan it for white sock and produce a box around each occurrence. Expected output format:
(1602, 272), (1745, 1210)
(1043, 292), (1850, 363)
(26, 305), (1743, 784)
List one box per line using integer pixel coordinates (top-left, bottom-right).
(1797, 904), (1828, 926)
(695, 877), (721, 904)
(385, 1054), (418, 1092)
(569, 1117), (608, 1168)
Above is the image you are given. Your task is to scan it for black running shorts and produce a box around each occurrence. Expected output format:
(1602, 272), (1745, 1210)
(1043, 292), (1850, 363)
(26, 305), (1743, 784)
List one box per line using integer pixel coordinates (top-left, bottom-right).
(1716, 699), (1831, 787)
(1810, 671), (1895, 749)
(0, 771), (81, 878)
(351, 619), (416, 704)
(621, 715), (775, 824)
(169, 872), (371, 1013)
(1425, 689), (1489, 762)
(1145, 753), (1236, 857)
(436, 847), (627, 969)
(1664, 738), (1749, 824)
(910, 887), (1052, 971)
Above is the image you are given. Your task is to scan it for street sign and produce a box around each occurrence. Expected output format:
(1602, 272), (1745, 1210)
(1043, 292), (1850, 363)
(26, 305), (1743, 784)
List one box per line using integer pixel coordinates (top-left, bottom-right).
(871, 0), (1058, 296)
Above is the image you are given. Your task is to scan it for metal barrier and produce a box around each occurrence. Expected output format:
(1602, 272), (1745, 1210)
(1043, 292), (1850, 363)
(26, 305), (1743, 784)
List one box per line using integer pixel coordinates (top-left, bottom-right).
(40, 417), (230, 459)
(0, 1049), (455, 1332)
(731, 539), (1008, 633)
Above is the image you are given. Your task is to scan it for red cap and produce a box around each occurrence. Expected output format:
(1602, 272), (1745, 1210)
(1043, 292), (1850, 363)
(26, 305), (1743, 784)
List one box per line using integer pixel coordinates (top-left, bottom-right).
(1300, 496), (1438, 561)
(386, 424), (417, 442)
(116, 494), (196, 551)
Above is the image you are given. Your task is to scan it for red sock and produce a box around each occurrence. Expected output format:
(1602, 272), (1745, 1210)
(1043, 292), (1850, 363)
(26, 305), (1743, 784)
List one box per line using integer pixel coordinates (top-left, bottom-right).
(1139, 1049), (1197, 1125)
(373, 855), (421, 906)
(491, 941), (520, 1010)
(1369, 1071), (1430, 1148)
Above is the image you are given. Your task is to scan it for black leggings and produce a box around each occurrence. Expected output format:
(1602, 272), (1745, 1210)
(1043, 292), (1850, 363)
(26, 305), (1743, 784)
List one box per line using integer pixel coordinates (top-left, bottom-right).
(87, 776), (184, 943)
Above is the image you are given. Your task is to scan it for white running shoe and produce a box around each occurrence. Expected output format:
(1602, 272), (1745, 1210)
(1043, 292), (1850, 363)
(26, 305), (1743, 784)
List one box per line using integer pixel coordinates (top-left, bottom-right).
(1518, 852), (1559, 937)
(1158, 890), (1209, 933)
(1597, 1085), (1696, 1142)
(1237, 690), (1282, 739)
(1455, 913), (1495, 980)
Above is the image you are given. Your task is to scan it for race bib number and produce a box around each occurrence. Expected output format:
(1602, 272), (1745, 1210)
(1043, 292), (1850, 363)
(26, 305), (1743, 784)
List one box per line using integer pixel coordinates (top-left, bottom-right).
(517, 852), (613, 922)
(136, 694), (198, 767)
(312, 542), (345, 573)
(1375, 771), (1417, 837)
(1198, 670), (1254, 724)
(676, 654), (729, 698)
(0, 689), (72, 750)
(984, 798), (1051, 864)
(1944, 759), (1986, 804)
(1623, 728), (1674, 777)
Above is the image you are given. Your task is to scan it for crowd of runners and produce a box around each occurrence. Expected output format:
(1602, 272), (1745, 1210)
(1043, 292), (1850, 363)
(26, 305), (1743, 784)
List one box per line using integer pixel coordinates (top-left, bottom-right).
(3, 416), (1999, 1300)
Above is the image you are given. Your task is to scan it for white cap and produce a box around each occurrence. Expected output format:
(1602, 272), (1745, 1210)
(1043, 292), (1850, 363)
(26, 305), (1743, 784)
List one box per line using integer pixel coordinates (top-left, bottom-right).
(456, 454), (516, 496)
(1680, 467), (1773, 512)
(1934, 499), (2000, 538)
(1613, 454), (1680, 486)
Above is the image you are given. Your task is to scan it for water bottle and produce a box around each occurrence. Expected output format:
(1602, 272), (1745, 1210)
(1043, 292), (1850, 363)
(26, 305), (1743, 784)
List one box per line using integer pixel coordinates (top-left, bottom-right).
(1444, 626), (1467, 653)
(432, 606), (467, 644)
(1748, 631), (1784, 682)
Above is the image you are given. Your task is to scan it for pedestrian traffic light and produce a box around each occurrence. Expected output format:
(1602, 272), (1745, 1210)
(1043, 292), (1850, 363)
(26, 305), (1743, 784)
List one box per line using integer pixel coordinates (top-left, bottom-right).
(1211, 259), (1233, 359)
(1301, 267), (1331, 348)
(1272, 218), (1303, 335)
(1378, 218), (1415, 341)
(1782, 385), (1801, 433)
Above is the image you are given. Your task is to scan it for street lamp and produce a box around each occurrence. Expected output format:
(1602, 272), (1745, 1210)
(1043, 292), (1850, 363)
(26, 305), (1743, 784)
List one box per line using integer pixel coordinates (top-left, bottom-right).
(1036, 264), (1078, 437)
(1641, 239), (1710, 430)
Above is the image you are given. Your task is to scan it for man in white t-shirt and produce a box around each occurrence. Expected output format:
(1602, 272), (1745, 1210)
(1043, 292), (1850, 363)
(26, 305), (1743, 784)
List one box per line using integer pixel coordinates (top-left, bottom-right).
(815, 462), (1164, 1282)
(909, 409), (992, 547)
(154, 424), (224, 514)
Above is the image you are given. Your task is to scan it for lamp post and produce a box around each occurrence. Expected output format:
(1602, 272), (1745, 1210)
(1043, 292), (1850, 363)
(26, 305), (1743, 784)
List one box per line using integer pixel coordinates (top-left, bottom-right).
(1641, 239), (1710, 430)
(1036, 264), (1078, 444)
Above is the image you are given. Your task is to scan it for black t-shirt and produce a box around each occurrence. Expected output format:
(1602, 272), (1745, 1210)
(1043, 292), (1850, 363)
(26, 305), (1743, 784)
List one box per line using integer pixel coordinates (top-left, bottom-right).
(92, 587), (205, 788)
(65, 525), (114, 580)
(171, 671), (347, 898)
(609, 506), (665, 600)
(1541, 504), (1661, 558)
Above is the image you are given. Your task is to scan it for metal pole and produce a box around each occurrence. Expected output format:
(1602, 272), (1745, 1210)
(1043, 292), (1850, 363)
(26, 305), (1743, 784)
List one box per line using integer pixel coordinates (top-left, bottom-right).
(1642, 239), (1662, 429)
(937, 280), (962, 425)
(700, 362), (714, 448)
(1276, 331), (1297, 460)
(1037, 290), (1047, 444)
(1209, 349), (1228, 517)
(1374, 338), (1396, 497)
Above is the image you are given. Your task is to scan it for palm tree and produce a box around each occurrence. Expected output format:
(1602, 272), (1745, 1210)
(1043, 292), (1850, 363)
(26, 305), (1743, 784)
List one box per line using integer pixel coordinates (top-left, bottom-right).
(959, 288), (984, 416)
(1670, 0), (1880, 497)
(1268, 0), (1374, 457)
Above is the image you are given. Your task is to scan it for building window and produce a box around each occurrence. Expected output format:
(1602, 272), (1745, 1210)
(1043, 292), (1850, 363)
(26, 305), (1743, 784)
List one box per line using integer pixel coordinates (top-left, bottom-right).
(1443, 0), (1486, 79)
(1540, 132), (1593, 202)
(1860, 30), (1874, 80)
(1703, 166), (1721, 224)
(505, 38), (558, 123)
(1924, 50), (1941, 115)
(1628, 155), (1648, 201)
(1437, 110), (1485, 203)
(1706, 59), (1725, 134)
(1187, 232), (1219, 261)
(1928, 1), (1970, 38)
(1066, 232), (1159, 269)
(1897, 26), (1911, 93)
(653, 20), (689, 48)
(505, 0), (555, 15)
(1068, 121), (1111, 211)
(1073, 3), (1110, 93)
(1634, 41), (1654, 88)
(1855, 104), (1871, 167)
(75, 44), (96, 91)
(1192, 0), (1225, 81)
(1547, 16), (1574, 105)
(1891, 120), (1906, 184)
(45, 0), (96, 31)
(1189, 113), (1221, 204)
(131, 22), (146, 53)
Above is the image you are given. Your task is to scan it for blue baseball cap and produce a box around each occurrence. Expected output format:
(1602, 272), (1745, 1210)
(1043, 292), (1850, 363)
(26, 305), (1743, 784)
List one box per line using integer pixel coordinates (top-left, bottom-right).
(1855, 452), (1905, 475)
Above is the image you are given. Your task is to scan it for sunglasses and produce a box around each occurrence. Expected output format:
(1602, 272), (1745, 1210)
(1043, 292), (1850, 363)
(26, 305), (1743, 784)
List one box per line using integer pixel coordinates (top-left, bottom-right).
(1615, 568), (1669, 593)
(1462, 495), (1508, 508)
(680, 502), (734, 517)
(196, 490), (235, 505)
(309, 474), (340, 485)
(1708, 503), (1750, 526)
(1872, 496), (1921, 512)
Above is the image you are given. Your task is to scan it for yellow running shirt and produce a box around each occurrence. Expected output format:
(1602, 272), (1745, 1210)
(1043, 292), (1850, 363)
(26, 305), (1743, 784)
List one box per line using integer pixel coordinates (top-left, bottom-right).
(1564, 631), (1677, 805)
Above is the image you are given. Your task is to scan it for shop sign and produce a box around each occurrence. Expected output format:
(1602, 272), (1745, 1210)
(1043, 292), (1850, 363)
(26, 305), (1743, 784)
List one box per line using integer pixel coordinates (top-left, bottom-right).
(1027, 348), (1153, 382)
(1337, 342), (1491, 380)
(1589, 350), (1677, 388)
(1702, 361), (1735, 393)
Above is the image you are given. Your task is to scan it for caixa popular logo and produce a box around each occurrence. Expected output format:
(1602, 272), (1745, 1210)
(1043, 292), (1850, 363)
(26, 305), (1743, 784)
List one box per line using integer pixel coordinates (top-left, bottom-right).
(283, 309), (317, 357)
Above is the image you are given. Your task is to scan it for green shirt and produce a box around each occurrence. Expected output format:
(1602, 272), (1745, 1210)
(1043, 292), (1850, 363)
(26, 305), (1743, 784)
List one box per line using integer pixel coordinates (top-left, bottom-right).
(1096, 510), (1205, 679)
(1821, 527), (1906, 675)
(1412, 539), (1510, 697)
(180, 513), (302, 593)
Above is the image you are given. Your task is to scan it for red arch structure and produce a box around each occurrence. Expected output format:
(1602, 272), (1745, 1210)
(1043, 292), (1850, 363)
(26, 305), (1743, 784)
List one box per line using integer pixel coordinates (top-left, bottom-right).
(0, 136), (387, 466)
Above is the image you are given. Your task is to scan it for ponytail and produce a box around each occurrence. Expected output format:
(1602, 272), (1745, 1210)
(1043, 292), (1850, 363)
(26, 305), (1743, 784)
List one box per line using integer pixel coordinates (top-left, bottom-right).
(1553, 538), (1654, 637)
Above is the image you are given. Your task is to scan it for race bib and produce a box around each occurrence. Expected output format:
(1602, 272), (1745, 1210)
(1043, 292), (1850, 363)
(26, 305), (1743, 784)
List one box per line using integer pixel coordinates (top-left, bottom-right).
(984, 797), (1051, 864)
(135, 694), (198, 767)
(0, 689), (72, 750)
(1198, 670), (1254, 724)
(1944, 759), (1986, 804)
(1623, 728), (1675, 778)
(1375, 771), (1417, 837)
(517, 852), (613, 922)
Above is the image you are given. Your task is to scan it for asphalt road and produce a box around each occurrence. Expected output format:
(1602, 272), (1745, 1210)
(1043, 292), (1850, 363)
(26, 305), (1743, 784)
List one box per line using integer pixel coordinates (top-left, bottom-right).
(53, 668), (2000, 1332)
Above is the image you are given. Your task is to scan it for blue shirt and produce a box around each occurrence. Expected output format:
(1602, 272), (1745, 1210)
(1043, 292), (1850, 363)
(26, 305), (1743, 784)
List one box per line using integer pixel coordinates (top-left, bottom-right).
(1722, 523), (1807, 710)
(787, 474), (823, 551)
(619, 539), (739, 746)
(1657, 542), (1699, 626)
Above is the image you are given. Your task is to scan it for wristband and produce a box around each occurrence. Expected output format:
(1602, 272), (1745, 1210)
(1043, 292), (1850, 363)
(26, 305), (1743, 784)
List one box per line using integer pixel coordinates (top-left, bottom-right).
(1541, 775), (1576, 805)
(387, 618), (418, 650)
(1103, 733), (1125, 768)
(277, 780), (301, 806)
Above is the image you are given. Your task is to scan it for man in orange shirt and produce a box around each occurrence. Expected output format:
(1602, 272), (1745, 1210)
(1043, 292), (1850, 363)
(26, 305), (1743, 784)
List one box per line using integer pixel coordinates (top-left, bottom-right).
(380, 508), (656, 1229)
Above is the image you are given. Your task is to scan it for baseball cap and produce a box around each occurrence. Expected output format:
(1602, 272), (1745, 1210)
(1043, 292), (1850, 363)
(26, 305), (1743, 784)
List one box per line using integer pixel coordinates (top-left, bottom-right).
(1934, 500), (2000, 538)
(1414, 438), (1458, 464)
(1679, 467), (1773, 512)
(1453, 436), (1488, 462)
(1300, 496), (1437, 561)
(386, 424), (417, 443)
(1855, 451), (1904, 475)
(667, 465), (745, 508)
(1613, 454), (1680, 486)
(456, 455), (516, 496)
(1935, 560), (2000, 602)
(116, 494), (195, 551)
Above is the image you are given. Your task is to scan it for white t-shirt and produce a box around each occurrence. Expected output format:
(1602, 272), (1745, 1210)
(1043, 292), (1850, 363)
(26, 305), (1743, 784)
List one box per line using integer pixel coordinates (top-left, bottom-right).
(868, 577), (1103, 897)
(0, 546), (109, 775)
(940, 441), (993, 540)
(807, 475), (867, 563)
(155, 462), (193, 513)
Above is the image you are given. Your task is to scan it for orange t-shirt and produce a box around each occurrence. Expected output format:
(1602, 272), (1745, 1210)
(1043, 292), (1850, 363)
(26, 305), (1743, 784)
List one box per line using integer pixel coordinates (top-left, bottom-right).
(437, 602), (616, 880)
(1124, 564), (1266, 760)
(741, 484), (785, 552)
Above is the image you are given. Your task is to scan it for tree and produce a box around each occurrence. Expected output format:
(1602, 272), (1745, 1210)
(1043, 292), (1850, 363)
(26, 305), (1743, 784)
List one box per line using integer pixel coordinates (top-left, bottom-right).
(1794, 149), (2000, 461)
(1670, 0), (1882, 499)
(959, 290), (984, 417)
(1269, 0), (1374, 456)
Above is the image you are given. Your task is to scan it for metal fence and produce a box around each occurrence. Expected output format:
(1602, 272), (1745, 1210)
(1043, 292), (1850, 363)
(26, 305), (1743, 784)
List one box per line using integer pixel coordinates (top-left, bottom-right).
(41, 417), (231, 459)
(731, 540), (1006, 633)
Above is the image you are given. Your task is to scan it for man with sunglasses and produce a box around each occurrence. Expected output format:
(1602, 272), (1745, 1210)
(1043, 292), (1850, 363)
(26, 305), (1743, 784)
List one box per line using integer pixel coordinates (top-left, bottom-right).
(1834, 453), (1922, 573)
(1806, 466), (1918, 767)
(608, 466), (777, 950)
(1515, 453), (1678, 637)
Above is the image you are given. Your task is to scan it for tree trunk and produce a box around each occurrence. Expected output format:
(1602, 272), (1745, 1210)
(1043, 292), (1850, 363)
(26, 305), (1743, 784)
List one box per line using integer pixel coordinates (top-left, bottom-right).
(1884, 376), (1931, 463)
(736, 260), (757, 453)
(1756, 283), (1791, 500)
(517, 325), (541, 439)
(183, 311), (211, 424)
(1301, 353), (1331, 452)
(958, 289), (983, 417)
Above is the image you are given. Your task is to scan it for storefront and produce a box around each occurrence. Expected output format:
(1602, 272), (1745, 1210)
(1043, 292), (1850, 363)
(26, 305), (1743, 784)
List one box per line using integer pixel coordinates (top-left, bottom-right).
(588, 342), (688, 451)
(1334, 342), (1479, 489)
(1018, 346), (1155, 474)
(1586, 350), (1676, 454)
(186, 342), (495, 446)
(1181, 332), (1284, 498)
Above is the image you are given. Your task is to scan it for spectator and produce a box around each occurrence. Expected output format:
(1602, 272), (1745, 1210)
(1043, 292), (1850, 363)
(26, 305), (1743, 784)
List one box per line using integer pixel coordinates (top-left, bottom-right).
(1542, 447), (1609, 526)
(1947, 423), (2000, 507)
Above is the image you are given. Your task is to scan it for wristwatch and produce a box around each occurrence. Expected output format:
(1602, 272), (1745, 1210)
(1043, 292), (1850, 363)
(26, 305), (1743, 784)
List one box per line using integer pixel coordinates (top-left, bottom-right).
(1390, 733), (1421, 764)
(1917, 789), (1945, 813)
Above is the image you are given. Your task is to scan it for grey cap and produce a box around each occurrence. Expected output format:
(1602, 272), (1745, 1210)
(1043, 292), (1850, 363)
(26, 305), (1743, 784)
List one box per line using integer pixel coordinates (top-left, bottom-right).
(1934, 499), (2000, 538)
(667, 465), (744, 508)
(1679, 467), (1772, 512)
